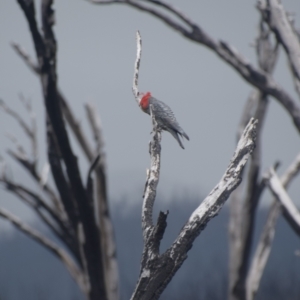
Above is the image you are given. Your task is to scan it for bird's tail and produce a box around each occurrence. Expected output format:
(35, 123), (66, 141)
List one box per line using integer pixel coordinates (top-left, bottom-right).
(173, 124), (189, 141)
(168, 128), (185, 149)
(179, 129), (189, 141)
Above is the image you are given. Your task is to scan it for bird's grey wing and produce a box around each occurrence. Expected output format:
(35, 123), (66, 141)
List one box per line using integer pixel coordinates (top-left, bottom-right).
(150, 99), (177, 126)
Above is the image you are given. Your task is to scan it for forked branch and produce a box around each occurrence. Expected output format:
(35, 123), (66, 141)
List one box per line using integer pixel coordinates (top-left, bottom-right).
(132, 118), (257, 300)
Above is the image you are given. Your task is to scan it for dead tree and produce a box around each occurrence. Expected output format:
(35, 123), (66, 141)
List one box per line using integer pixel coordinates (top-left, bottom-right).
(127, 31), (257, 299)
(0, 1), (118, 300)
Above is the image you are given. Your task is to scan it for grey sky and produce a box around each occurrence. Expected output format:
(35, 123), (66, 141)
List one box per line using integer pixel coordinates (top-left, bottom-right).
(0, 0), (300, 223)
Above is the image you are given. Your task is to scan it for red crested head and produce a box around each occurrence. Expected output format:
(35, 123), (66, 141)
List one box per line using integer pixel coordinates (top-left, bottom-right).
(139, 92), (151, 112)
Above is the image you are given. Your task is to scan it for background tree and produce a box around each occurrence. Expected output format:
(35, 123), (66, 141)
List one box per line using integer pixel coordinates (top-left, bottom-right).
(0, 0), (299, 300)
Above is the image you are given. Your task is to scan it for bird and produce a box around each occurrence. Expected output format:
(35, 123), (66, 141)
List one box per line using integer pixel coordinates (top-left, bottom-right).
(138, 92), (189, 149)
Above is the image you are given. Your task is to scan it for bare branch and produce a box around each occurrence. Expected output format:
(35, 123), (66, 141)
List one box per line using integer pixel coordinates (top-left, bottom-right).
(6, 185), (74, 253)
(265, 168), (300, 236)
(281, 153), (300, 187)
(7, 149), (64, 214)
(60, 93), (94, 161)
(11, 43), (95, 162)
(0, 207), (88, 296)
(143, 0), (196, 28)
(16, 0), (45, 65)
(92, 0), (300, 133)
(85, 103), (105, 154)
(236, 19), (278, 140)
(87, 155), (100, 183)
(189, 118), (258, 223)
(258, 0), (300, 97)
(133, 30), (142, 103)
(6, 135), (27, 158)
(86, 154), (100, 211)
(91, 0), (190, 38)
(11, 42), (40, 73)
(19, 93), (38, 162)
(1, 179), (69, 234)
(132, 118), (257, 300)
(0, 98), (33, 141)
(246, 154), (300, 300)
(0, 177), (77, 244)
(0, 96), (62, 211)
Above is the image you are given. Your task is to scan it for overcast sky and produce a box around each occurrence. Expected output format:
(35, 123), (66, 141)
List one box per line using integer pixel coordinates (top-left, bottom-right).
(0, 0), (300, 223)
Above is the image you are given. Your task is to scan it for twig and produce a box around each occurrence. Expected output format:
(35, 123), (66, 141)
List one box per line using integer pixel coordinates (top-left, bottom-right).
(2, 179), (70, 234)
(143, 0), (196, 28)
(19, 93), (38, 163)
(7, 149), (64, 215)
(11, 42), (95, 162)
(0, 98), (33, 141)
(6, 135), (27, 158)
(133, 30), (142, 103)
(6, 186), (77, 256)
(85, 103), (104, 153)
(86, 154), (100, 210)
(0, 96), (62, 212)
(11, 42), (40, 73)
(60, 93), (94, 161)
